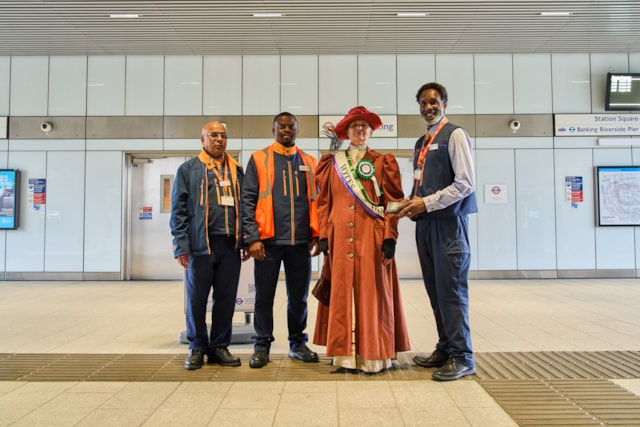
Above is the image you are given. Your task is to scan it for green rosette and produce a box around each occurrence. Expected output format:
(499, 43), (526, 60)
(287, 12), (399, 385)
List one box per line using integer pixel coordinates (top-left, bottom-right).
(356, 159), (375, 180)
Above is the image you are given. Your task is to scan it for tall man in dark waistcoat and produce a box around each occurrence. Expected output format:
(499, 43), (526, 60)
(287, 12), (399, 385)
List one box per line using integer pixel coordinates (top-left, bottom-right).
(398, 82), (478, 381)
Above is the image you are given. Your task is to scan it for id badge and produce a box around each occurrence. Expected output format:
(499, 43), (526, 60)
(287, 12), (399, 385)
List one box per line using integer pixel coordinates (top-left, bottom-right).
(430, 143), (438, 150)
(299, 165), (310, 172)
(414, 169), (422, 180)
(220, 195), (235, 206)
(219, 180), (231, 187)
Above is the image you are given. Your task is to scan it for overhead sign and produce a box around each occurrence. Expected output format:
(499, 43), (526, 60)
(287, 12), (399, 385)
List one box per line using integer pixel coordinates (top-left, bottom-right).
(555, 114), (640, 136)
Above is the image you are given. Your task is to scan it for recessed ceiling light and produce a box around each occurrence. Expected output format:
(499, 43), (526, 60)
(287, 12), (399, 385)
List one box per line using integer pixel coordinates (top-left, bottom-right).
(253, 13), (283, 17)
(109, 14), (141, 18)
(539, 12), (572, 16)
(397, 12), (427, 17)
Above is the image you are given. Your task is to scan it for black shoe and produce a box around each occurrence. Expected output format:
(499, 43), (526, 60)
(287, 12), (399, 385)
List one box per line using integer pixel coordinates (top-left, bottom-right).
(432, 358), (476, 381)
(208, 347), (241, 367)
(184, 349), (204, 370)
(288, 345), (319, 362)
(249, 350), (269, 369)
(413, 350), (448, 368)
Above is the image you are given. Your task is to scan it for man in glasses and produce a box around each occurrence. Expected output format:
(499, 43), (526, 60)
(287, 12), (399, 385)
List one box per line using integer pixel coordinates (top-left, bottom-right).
(170, 121), (245, 370)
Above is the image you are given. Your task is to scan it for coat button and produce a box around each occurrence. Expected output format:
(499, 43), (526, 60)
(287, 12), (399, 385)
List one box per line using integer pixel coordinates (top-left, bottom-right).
(349, 237), (353, 243)
(349, 205), (355, 210)
(348, 253), (353, 258)
(349, 222), (354, 227)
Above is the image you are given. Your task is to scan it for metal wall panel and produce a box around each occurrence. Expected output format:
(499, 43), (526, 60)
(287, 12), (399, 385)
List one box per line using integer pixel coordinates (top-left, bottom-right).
(9, 116), (86, 139)
(86, 117), (163, 139)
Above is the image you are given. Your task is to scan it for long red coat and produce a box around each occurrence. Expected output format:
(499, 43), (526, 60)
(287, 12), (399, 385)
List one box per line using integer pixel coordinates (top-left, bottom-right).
(313, 149), (410, 361)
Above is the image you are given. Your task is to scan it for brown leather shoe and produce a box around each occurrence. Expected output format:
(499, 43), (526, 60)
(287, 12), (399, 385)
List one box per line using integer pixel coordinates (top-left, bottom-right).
(413, 350), (448, 368)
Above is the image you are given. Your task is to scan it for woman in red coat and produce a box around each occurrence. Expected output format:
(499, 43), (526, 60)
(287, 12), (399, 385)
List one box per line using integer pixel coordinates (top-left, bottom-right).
(313, 106), (410, 373)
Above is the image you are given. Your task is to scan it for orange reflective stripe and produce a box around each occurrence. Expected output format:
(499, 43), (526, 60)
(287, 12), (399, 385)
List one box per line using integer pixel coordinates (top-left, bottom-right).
(251, 144), (319, 240)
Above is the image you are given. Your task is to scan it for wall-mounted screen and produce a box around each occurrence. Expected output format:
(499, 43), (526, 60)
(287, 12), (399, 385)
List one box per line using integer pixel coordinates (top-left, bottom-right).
(605, 73), (640, 111)
(596, 166), (640, 226)
(0, 169), (19, 229)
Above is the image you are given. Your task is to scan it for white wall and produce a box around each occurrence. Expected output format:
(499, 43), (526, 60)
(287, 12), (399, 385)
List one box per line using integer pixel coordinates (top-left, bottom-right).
(1, 53), (639, 278)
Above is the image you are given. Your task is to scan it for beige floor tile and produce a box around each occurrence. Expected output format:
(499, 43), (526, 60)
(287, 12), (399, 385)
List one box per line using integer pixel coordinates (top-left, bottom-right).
(75, 408), (154, 427)
(278, 391), (337, 410)
(175, 381), (233, 393)
(273, 407), (338, 426)
(337, 382), (396, 409)
(339, 407), (405, 427)
(8, 392), (112, 427)
(142, 391), (225, 426)
(459, 406), (518, 427)
(218, 382), (284, 409)
(443, 381), (501, 408)
(0, 406), (33, 427)
(392, 389), (457, 410)
(0, 381), (25, 394)
(68, 381), (129, 393)
(0, 382), (74, 410)
(282, 380), (337, 393)
(208, 408), (276, 427)
(101, 382), (179, 409)
(399, 406), (470, 426)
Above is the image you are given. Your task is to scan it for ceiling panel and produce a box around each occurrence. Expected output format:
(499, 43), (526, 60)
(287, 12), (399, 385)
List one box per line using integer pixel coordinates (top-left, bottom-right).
(0, 1), (638, 55)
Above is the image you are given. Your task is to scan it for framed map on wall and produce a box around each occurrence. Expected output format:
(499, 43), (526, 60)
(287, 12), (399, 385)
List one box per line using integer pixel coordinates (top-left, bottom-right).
(596, 166), (640, 226)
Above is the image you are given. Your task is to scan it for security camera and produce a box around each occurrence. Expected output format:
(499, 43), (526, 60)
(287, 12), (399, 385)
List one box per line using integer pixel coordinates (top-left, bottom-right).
(40, 122), (53, 133)
(509, 120), (520, 132)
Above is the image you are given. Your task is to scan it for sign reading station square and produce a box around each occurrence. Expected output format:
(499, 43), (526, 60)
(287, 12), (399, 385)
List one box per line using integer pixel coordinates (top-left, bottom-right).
(555, 114), (640, 136)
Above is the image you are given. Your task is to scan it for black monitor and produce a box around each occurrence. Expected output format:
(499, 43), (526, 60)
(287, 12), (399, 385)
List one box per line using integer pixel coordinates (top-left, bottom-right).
(605, 72), (640, 111)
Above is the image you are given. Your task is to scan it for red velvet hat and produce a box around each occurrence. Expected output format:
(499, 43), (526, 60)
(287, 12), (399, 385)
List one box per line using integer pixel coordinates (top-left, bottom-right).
(334, 106), (383, 140)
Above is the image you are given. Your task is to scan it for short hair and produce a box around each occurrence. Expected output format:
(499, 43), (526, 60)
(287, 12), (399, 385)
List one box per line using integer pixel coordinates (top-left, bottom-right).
(416, 82), (448, 103)
(273, 112), (297, 127)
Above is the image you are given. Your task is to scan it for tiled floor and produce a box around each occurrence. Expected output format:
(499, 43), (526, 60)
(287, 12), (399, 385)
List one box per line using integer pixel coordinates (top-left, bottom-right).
(0, 278), (639, 426)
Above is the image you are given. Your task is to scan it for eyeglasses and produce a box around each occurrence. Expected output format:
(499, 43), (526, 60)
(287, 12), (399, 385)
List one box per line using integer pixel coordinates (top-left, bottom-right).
(207, 132), (228, 139)
(348, 123), (370, 130)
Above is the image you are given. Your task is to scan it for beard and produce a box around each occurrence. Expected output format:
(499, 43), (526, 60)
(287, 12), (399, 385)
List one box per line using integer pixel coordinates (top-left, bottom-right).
(422, 108), (444, 126)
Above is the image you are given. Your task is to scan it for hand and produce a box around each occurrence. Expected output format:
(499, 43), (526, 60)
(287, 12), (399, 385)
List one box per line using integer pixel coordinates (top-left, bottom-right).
(318, 238), (329, 256)
(241, 247), (251, 261)
(381, 239), (395, 260)
(176, 254), (190, 269)
(398, 196), (427, 218)
(248, 240), (266, 261)
(309, 237), (320, 257)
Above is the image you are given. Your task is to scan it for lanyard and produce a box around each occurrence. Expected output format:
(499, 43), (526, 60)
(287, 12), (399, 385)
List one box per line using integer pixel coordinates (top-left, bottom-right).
(414, 118), (448, 190)
(416, 118), (448, 168)
(209, 159), (230, 204)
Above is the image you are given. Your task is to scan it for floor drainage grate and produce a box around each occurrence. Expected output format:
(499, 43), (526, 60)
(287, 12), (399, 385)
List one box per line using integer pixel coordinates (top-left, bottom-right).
(479, 379), (640, 426)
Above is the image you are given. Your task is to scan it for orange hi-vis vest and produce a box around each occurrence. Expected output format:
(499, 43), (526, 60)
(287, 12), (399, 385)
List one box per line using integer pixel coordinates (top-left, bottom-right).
(251, 143), (319, 240)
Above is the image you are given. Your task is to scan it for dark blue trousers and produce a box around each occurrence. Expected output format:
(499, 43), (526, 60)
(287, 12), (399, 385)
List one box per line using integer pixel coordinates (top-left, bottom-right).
(253, 243), (311, 352)
(185, 236), (241, 352)
(415, 216), (475, 367)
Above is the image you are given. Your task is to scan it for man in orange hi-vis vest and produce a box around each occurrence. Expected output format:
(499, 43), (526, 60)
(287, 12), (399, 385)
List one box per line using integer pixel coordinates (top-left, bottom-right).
(241, 112), (321, 369)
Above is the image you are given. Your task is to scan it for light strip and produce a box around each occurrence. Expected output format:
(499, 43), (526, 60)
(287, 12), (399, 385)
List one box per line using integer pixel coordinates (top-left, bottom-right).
(397, 12), (427, 17)
(539, 12), (571, 16)
(109, 14), (141, 18)
(253, 13), (283, 17)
